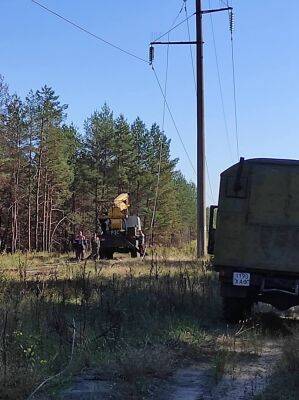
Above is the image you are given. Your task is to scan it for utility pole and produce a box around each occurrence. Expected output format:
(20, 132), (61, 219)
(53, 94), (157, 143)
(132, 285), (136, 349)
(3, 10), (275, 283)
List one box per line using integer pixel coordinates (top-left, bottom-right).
(150, 2), (232, 259)
(196, 0), (205, 258)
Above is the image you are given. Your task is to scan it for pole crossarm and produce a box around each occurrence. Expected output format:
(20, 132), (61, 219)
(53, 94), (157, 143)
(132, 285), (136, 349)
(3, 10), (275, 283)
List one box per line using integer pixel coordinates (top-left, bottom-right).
(151, 41), (197, 45)
(149, 0), (233, 258)
(150, 7), (233, 47)
(201, 7), (232, 14)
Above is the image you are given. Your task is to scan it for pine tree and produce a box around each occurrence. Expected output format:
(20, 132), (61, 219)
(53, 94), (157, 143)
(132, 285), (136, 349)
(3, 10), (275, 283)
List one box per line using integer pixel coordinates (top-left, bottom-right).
(130, 117), (149, 213)
(25, 86), (68, 250)
(112, 114), (135, 193)
(82, 104), (115, 231)
(0, 82), (197, 251)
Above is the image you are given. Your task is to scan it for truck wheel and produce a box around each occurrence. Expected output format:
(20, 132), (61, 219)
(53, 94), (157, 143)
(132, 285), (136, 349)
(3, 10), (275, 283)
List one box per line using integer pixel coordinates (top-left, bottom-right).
(223, 297), (252, 323)
(100, 249), (113, 260)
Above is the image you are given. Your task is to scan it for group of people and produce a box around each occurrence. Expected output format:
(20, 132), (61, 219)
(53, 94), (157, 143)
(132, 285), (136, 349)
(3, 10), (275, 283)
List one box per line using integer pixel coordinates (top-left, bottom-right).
(73, 231), (102, 261)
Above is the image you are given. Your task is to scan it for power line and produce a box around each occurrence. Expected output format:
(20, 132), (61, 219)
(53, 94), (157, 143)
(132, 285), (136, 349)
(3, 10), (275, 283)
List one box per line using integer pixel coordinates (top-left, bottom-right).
(205, 158), (215, 204)
(161, 1), (185, 128)
(152, 12), (196, 43)
(184, 1), (197, 93)
(231, 39), (239, 159)
(219, 0), (229, 6)
(150, 2), (186, 244)
(150, 31), (172, 244)
(161, 45), (170, 130)
(152, 66), (197, 176)
(31, 0), (148, 64)
(208, 0), (234, 162)
(228, 1), (240, 159)
(182, 1), (214, 203)
(32, 0), (199, 189)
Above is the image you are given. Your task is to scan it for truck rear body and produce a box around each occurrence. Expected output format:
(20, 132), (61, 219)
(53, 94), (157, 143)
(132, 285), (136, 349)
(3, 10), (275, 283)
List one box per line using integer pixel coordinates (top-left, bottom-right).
(210, 158), (299, 317)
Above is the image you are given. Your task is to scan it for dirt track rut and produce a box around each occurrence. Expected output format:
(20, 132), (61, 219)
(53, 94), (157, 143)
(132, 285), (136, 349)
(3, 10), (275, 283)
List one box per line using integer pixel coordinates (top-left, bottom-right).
(158, 342), (281, 400)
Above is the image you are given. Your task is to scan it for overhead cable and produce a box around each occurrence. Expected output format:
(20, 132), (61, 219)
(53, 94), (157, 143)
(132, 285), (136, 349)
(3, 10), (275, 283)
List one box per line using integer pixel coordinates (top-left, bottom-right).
(32, 0), (198, 184)
(31, 0), (148, 64)
(184, 1), (197, 93)
(149, 40), (169, 245)
(152, 12), (196, 43)
(208, 0), (234, 162)
(152, 66), (197, 176)
(219, 0), (229, 6)
(150, 2), (186, 244)
(183, 0), (214, 203)
(228, 1), (240, 159)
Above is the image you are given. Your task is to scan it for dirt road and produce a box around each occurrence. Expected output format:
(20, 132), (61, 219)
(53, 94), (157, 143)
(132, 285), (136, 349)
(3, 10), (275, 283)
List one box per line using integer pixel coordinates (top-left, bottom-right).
(157, 342), (281, 400)
(49, 339), (281, 400)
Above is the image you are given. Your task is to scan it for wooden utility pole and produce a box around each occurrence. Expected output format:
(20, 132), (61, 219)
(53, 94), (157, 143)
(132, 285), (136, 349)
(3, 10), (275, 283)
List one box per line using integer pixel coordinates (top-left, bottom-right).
(196, 0), (206, 258)
(150, 2), (232, 259)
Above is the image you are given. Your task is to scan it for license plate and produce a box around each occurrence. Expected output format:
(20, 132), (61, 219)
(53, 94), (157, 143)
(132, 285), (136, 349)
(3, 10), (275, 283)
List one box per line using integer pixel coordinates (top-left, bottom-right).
(233, 272), (250, 286)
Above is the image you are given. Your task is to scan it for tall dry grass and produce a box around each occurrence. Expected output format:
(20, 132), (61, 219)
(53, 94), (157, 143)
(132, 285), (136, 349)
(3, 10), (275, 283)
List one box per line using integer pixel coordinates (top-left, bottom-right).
(0, 253), (220, 399)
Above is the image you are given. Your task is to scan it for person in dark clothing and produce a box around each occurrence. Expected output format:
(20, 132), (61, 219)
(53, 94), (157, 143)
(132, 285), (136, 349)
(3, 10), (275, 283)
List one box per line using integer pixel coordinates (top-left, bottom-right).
(91, 233), (101, 260)
(73, 231), (86, 261)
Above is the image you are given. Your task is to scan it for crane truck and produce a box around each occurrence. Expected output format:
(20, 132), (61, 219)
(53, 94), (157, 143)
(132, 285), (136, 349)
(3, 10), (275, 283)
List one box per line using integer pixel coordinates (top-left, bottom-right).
(99, 193), (145, 259)
(209, 158), (299, 321)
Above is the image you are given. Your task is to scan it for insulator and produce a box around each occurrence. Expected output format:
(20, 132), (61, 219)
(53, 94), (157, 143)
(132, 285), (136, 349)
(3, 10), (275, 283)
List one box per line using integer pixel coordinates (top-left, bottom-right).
(229, 11), (235, 33)
(149, 45), (155, 65)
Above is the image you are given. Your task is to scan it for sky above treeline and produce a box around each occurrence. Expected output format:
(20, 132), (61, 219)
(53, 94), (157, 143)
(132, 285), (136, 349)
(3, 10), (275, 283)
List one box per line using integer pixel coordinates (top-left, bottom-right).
(1, 1), (299, 204)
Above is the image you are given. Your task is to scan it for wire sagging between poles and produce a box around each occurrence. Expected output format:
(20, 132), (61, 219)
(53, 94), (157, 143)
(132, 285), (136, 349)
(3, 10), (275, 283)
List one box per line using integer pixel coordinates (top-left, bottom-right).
(184, 1), (197, 93)
(227, 0), (240, 159)
(150, 2), (186, 245)
(152, 12), (196, 44)
(183, 0), (215, 203)
(208, 0), (234, 162)
(152, 66), (196, 176)
(31, 0), (148, 64)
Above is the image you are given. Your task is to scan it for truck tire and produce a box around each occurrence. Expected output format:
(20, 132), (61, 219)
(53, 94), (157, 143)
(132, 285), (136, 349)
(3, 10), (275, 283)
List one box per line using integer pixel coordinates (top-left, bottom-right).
(106, 250), (114, 260)
(223, 297), (252, 323)
(100, 249), (113, 260)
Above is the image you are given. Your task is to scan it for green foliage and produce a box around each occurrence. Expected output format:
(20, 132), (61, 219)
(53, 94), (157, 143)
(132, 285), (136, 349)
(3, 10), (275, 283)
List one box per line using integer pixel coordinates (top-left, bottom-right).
(0, 77), (196, 251)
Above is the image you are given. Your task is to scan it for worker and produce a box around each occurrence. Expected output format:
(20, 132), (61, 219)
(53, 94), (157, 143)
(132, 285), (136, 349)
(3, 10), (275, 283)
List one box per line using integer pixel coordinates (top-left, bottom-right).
(91, 233), (101, 260)
(73, 231), (86, 261)
(138, 229), (145, 256)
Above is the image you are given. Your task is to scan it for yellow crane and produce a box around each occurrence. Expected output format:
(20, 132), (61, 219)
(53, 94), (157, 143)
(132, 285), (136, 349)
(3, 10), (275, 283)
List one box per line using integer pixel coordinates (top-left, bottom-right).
(108, 193), (130, 230)
(100, 193), (145, 259)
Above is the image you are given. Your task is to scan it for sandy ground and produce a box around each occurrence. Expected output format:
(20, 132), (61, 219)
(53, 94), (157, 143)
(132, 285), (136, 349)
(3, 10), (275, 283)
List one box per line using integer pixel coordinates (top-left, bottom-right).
(157, 343), (281, 400)
(43, 341), (280, 400)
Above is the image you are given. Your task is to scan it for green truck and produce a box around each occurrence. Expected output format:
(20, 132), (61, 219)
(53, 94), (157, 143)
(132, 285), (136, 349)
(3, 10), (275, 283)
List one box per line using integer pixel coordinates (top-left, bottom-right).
(209, 158), (299, 321)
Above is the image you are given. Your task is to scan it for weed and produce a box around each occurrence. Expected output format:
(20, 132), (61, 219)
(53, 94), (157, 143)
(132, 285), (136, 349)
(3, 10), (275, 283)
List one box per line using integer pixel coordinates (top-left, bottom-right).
(0, 255), (221, 399)
(281, 328), (299, 371)
(1, 253), (287, 399)
(213, 349), (234, 383)
(255, 327), (299, 400)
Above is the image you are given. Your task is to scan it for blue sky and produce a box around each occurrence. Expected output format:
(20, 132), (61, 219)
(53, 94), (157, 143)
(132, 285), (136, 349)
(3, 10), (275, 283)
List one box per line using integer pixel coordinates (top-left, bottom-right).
(1, 1), (299, 204)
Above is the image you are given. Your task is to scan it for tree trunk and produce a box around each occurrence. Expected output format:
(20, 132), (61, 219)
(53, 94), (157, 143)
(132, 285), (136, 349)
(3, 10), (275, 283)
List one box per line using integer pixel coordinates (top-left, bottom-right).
(47, 196), (53, 252)
(42, 174), (48, 252)
(35, 161), (42, 251)
(28, 127), (33, 252)
(95, 180), (99, 233)
(35, 123), (44, 251)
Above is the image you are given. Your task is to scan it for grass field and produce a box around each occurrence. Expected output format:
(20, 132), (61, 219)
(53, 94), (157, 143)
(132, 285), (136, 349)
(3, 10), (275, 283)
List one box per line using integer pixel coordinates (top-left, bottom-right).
(0, 251), (298, 400)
